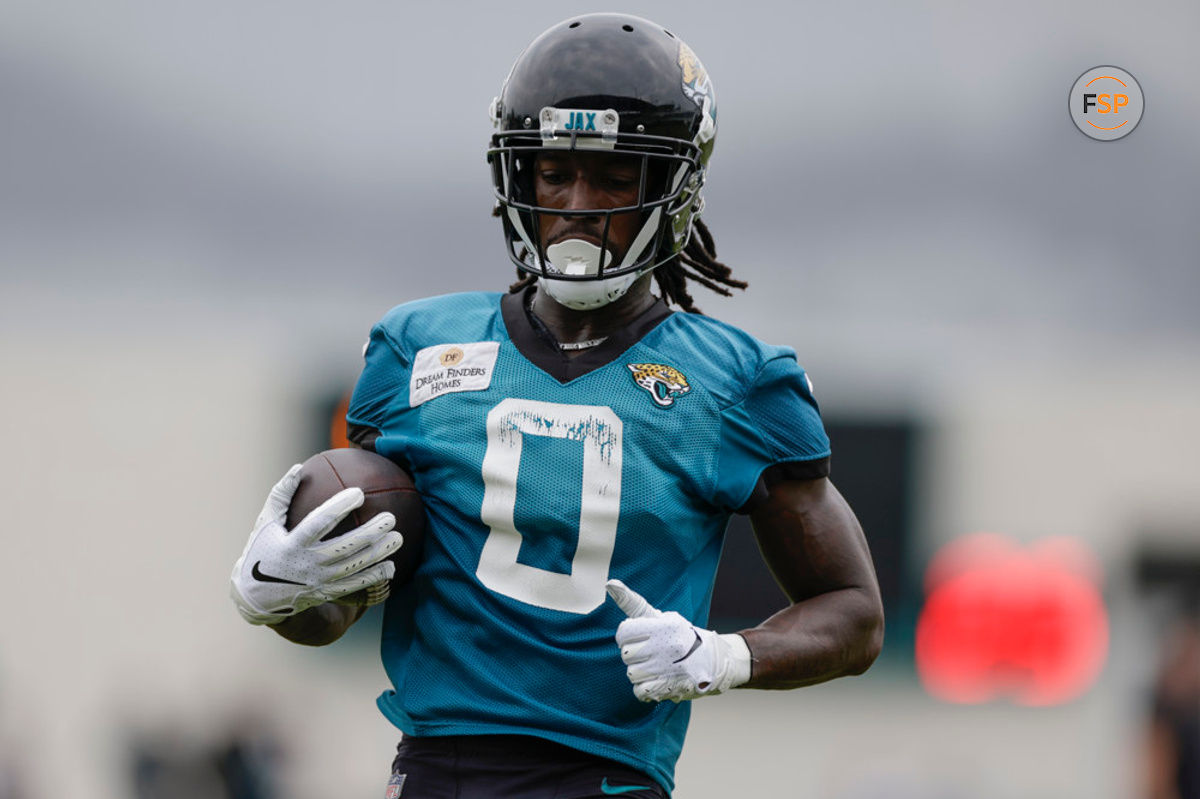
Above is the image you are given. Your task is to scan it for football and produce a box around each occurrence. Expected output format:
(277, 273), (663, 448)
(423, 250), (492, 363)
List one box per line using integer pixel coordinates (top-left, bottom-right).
(285, 448), (425, 606)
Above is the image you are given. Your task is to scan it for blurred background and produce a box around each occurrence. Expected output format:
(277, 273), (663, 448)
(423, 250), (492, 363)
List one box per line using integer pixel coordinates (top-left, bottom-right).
(2, 0), (1198, 796)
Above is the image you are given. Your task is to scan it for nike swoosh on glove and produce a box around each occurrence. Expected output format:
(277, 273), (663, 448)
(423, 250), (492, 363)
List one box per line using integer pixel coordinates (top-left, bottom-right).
(230, 464), (404, 625)
(606, 579), (752, 703)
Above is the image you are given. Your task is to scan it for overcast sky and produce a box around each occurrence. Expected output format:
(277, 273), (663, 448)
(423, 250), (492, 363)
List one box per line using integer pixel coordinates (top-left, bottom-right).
(2, 0), (1197, 389)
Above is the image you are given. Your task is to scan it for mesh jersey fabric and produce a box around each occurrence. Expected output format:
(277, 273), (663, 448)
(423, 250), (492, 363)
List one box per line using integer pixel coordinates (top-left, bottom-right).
(346, 291), (830, 793)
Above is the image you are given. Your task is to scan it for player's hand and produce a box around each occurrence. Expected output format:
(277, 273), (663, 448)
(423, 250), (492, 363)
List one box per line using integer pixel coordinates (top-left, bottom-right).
(230, 464), (404, 626)
(606, 579), (752, 703)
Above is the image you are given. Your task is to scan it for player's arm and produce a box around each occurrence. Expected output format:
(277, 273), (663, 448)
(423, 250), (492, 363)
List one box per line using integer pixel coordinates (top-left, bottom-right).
(739, 475), (884, 688)
(608, 355), (883, 702)
(606, 475), (882, 702)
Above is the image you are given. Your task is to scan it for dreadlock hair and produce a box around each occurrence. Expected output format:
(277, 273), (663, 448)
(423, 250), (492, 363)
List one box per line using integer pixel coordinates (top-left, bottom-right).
(503, 217), (747, 314)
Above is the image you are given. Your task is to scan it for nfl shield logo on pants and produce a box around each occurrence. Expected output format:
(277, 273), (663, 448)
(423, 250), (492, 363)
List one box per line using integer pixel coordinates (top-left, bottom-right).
(385, 773), (406, 798)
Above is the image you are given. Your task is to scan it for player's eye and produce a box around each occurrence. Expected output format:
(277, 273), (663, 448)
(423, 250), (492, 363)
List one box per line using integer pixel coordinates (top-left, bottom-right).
(605, 174), (638, 191)
(539, 170), (568, 185)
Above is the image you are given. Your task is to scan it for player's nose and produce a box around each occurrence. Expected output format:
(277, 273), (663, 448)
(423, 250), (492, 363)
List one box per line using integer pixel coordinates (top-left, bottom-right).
(562, 175), (606, 213)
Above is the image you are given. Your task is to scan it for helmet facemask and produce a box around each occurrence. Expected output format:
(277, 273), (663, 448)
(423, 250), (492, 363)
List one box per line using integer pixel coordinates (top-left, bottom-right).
(486, 14), (717, 309)
(489, 110), (708, 308)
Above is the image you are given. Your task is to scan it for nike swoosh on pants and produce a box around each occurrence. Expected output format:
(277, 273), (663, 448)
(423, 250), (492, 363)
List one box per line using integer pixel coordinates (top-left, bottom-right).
(601, 777), (652, 795)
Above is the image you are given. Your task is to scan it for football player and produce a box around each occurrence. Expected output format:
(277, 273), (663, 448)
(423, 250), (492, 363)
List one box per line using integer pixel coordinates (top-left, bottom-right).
(231, 14), (883, 798)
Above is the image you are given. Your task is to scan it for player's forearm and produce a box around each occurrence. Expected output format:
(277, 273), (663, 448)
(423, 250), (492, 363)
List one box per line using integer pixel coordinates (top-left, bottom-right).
(269, 603), (366, 646)
(741, 477), (884, 689)
(738, 586), (884, 689)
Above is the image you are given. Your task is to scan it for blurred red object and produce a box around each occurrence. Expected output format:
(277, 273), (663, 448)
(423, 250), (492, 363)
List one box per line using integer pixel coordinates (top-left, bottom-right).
(915, 533), (1109, 706)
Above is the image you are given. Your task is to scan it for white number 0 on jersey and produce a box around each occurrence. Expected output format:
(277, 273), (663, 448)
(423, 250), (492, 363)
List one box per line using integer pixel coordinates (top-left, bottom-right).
(477, 398), (622, 614)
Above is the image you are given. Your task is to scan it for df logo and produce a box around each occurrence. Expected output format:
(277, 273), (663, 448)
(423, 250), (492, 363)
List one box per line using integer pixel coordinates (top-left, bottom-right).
(1069, 66), (1143, 141)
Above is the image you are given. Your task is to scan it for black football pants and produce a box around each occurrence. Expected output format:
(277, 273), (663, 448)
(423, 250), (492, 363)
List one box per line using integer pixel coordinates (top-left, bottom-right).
(385, 734), (669, 798)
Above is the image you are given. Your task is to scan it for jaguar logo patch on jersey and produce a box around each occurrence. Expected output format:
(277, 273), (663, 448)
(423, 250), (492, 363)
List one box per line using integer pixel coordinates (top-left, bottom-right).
(627, 363), (690, 408)
(410, 342), (500, 407)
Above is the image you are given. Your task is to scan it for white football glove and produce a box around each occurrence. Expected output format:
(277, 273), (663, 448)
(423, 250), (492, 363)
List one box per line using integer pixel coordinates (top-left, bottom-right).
(606, 579), (752, 703)
(230, 464), (404, 625)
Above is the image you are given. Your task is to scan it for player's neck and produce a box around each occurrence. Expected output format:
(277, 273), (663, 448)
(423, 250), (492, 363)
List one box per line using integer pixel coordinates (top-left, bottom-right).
(529, 276), (657, 355)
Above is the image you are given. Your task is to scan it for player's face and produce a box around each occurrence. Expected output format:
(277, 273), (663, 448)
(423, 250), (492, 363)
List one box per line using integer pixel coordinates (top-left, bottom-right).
(533, 151), (643, 262)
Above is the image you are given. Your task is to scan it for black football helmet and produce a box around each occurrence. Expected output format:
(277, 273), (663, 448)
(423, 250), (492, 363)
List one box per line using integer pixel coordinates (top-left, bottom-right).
(487, 13), (717, 308)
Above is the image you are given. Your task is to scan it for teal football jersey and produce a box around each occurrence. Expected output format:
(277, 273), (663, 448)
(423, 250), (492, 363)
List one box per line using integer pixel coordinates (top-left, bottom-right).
(347, 290), (830, 792)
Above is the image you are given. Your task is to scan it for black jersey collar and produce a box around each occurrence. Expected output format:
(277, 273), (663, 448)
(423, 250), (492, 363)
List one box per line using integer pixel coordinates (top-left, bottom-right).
(500, 286), (674, 384)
